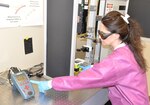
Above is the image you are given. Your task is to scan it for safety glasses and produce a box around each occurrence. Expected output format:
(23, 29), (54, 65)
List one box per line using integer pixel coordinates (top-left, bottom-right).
(98, 30), (113, 40)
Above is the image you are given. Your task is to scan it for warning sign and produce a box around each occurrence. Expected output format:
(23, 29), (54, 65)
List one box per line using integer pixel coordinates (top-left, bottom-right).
(105, 3), (113, 14)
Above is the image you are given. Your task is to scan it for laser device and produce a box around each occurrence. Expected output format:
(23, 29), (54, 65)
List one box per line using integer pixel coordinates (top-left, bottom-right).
(11, 71), (35, 99)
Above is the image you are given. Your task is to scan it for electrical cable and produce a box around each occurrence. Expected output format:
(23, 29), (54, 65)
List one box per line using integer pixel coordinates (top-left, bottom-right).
(28, 63), (44, 78)
(0, 71), (9, 85)
(7, 63), (44, 86)
(8, 69), (13, 86)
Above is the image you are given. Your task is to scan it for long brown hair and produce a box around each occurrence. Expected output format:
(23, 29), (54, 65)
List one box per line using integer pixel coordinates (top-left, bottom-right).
(101, 11), (147, 71)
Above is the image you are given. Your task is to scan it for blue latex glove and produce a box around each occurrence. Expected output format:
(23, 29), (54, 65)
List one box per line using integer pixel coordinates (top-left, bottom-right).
(80, 65), (91, 71)
(30, 80), (52, 93)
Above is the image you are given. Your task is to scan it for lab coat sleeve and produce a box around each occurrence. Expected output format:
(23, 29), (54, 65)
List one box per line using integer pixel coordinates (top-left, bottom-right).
(51, 55), (120, 91)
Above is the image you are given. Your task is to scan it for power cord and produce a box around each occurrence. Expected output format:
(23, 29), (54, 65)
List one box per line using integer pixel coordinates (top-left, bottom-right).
(0, 71), (9, 85)
(7, 63), (44, 86)
(8, 67), (21, 86)
(0, 76), (8, 85)
(28, 63), (44, 78)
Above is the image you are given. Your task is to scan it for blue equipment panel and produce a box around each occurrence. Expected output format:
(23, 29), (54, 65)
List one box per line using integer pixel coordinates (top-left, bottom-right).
(11, 71), (35, 99)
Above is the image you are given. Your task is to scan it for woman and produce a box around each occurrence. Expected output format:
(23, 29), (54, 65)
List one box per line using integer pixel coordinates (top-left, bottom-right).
(31, 11), (149, 105)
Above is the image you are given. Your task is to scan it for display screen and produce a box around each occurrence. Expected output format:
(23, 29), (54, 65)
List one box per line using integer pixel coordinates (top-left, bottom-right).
(16, 74), (27, 82)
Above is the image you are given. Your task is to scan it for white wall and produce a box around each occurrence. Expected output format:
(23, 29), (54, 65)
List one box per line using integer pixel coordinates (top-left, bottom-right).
(142, 37), (150, 96)
(0, 26), (44, 72)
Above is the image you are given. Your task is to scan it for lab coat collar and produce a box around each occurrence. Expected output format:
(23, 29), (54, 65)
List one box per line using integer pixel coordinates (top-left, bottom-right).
(114, 43), (126, 50)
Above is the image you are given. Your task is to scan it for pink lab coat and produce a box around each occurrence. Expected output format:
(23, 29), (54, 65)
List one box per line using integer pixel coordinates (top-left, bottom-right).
(52, 45), (149, 105)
